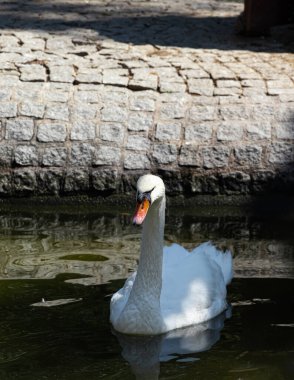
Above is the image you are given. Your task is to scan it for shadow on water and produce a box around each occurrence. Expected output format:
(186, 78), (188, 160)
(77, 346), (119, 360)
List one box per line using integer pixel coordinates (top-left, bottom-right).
(115, 311), (229, 380)
(0, 0), (293, 52)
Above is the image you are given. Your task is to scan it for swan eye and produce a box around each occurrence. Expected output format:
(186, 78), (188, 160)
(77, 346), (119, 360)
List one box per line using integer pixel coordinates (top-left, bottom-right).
(137, 191), (150, 203)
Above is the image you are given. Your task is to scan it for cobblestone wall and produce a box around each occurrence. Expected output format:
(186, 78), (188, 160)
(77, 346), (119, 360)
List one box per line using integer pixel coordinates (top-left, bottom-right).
(0, 0), (293, 197)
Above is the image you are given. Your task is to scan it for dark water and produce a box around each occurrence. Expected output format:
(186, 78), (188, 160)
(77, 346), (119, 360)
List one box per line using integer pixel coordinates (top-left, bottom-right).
(0, 205), (293, 379)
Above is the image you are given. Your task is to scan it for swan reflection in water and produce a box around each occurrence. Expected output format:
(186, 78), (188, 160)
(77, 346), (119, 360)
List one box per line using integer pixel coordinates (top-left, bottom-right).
(115, 310), (231, 380)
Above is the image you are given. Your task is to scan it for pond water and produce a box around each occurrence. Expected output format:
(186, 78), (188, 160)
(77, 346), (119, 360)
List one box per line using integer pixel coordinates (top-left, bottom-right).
(0, 204), (293, 379)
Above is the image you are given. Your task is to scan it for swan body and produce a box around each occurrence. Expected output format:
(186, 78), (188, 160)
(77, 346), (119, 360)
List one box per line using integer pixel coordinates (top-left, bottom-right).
(110, 174), (233, 335)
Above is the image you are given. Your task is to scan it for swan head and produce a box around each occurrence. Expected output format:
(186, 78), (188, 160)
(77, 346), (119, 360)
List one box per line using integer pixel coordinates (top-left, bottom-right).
(133, 174), (165, 225)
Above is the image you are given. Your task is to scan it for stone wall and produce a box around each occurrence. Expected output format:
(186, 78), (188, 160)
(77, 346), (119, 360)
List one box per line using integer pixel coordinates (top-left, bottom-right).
(0, 0), (293, 198)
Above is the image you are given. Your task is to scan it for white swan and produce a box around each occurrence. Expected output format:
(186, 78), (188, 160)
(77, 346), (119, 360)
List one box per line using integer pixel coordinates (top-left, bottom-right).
(110, 174), (233, 335)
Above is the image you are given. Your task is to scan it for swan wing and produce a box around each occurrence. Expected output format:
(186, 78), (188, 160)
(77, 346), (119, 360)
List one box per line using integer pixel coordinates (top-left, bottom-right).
(160, 242), (232, 330)
(110, 272), (136, 325)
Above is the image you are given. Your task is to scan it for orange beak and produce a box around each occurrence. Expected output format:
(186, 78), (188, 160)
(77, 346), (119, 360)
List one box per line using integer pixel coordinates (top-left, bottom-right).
(132, 198), (150, 225)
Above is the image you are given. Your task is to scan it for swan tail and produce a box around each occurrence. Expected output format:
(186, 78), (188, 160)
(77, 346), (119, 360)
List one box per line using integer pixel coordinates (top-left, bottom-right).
(217, 249), (233, 285)
(213, 248), (233, 285)
(196, 242), (233, 285)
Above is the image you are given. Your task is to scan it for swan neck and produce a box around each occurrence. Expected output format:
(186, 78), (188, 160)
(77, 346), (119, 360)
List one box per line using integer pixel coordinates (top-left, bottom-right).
(115, 196), (166, 334)
(131, 196), (165, 300)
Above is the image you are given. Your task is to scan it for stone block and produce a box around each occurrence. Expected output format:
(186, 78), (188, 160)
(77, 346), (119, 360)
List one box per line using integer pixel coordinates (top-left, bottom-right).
(0, 102), (17, 117)
(189, 174), (220, 194)
(0, 35), (19, 48)
(220, 105), (251, 121)
(217, 121), (244, 141)
(129, 68), (158, 90)
(267, 79), (294, 94)
(42, 147), (67, 166)
(19, 101), (45, 118)
(184, 122), (213, 141)
(92, 169), (119, 191)
(247, 121), (271, 140)
(76, 69), (102, 84)
(124, 152), (150, 170)
(188, 174), (202, 194)
(101, 104), (128, 122)
(276, 104), (294, 122)
(74, 91), (99, 103)
(251, 104), (277, 121)
(13, 169), (36, 195)
(49, 65), (74, 83)
(220, 172), (251, 194)
(243, 88), (266, 97)
(234, 145), (263, 166)
(71, 103), (98, 121)
(23, 38), (46, 51)
(279, 93), (294, 102)
(214, 87), (242, 96)
(187, 78), (214, 96)
(126, 135), (150, 151)
(152, 144), (177, 164)
(189, 105), (216, 122)
(37, 170), (63, 195)
(37, 122), (67, 142)
(157, 170), (183, 194)
(70, 143), (94, 166)
(156, 121), (181, 141)
(100, 123), (125, 144)
(0, 89), (11, 101)
(45, 103), (69, 121)
(14, 145), (38, 166)
(70, 120), (97, 141)
(46, 82), (71, 96)
(6, 118), (34, 141)
(120, 172), (138, 194)
(209, 65), (235, 80)
(128, 112), (153, 132)
(0, 172), (12, 195)
(268, 143), (293, 164)
(93, 145), (121, 166)
(268, 88), (294, 96)
(0, 146), (13, 166)
(251, 170), (275, 193)
(46, 37), (75, 51)
(19, 64), (46, 82)
(154, 67), (178, 77)
(160, 81), (186, 93)
(179, 144), (201, 167)
(159, 102), (187, 119)
(180, 68), (210, 79)
(102, 68), (129, 86)
(14, 82), (41, 102)
(217, 80), (241, 88)
(241, 79), (266, 88)
(191, 97), (218, 106)
(64, 169), (89, 193)
(275, 122), (294, 139)
(0, 75), (20, 88)
(130, 93), (156, 112)
(100, 88), (129, 105)
(203, 146), (230, 169)
(43, 90), (70, 103)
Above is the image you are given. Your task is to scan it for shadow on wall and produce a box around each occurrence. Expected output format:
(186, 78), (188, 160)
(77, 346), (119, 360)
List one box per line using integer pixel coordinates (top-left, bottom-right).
(151, 108), (294, 233)
(0, 0), (293, 52)
(242, 108), (294, 219)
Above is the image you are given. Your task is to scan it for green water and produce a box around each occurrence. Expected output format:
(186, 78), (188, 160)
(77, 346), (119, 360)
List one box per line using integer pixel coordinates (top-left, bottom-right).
(0, 205), (293, 379)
